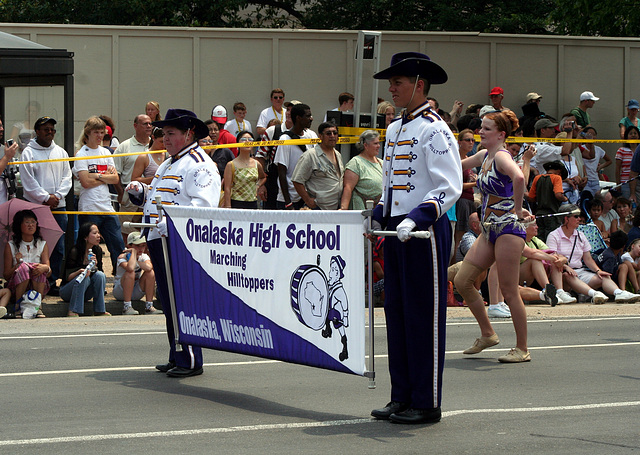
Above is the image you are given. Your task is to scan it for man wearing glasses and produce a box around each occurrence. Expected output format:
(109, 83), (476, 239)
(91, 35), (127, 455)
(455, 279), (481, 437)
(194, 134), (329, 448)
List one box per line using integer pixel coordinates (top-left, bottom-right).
(20, 116), (72, 295)
(256, 88), (286, 137)
(114, 114), (152, 246)
(292, 121), (344, 210)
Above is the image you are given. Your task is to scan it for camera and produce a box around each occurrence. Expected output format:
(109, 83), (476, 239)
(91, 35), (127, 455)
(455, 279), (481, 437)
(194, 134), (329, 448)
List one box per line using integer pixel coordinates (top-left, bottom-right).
(6, 139), (14, 147)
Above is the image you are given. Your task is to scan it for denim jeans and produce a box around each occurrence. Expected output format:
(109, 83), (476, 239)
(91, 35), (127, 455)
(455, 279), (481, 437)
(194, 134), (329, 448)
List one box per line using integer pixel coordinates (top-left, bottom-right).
(60, 270), (106, 314)
(79, 214), (125, 271)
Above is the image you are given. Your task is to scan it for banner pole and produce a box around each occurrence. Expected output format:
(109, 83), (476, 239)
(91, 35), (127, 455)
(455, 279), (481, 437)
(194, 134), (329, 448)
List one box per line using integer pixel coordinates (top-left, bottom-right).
(364, 201), (376, 389)
(156, 197), (182, 353)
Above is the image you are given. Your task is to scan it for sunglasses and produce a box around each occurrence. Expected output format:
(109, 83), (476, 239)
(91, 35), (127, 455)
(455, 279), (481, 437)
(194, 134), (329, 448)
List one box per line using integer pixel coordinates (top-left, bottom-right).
(461, 138), (474, 142)
(323, 131), (339, 136)
(272, 96), (284, 100)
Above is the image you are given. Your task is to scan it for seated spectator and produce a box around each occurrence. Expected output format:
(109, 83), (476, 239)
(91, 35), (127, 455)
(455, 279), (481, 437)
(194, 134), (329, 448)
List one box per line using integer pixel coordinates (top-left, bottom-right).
(615, 197), (633, 233)
(546, 205), (640, 303)
(519, 223), (570, 305)
(587, 198), (607, 237)
(60, 222), (111, 317)
(223, 131), (266, 209)
(527, 160), (568, 241)
(372, 237), (385, 305)
(132, 127), (166, 185)
(626, 209), (640, 248)
(3, 209), (51, 318)
(597, 191), (620, 234)
(114, 231), (161, 315)
(339, 130), (383, 210)
(597, 231), (639, 292)
(0, 287), (11, 319)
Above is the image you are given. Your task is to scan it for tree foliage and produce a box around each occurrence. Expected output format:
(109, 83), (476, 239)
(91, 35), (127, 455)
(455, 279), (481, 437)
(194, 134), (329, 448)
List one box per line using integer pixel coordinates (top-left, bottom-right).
(1, 0), (640, 37)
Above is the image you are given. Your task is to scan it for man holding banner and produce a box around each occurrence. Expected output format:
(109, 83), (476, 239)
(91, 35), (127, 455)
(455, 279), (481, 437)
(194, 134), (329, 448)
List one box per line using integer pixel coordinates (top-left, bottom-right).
(127, 109), (221, 378)
(370, 53), (462, 424)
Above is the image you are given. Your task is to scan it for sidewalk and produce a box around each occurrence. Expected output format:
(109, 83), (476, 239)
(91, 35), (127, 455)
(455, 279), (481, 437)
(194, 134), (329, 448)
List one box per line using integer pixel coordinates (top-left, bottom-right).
(27, 244), (640, 319)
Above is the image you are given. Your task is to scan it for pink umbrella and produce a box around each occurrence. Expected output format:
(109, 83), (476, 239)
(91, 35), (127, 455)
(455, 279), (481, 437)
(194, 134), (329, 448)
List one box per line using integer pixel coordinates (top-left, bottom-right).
(0, 198), (64, 276)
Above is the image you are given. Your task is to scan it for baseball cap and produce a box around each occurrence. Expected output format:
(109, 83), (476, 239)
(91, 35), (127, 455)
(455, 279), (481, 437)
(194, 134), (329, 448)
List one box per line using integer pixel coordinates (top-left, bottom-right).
(580, 91), (599, 101)
(489, 87), (504, 96)
(127, 231), (146, 245)
(211, 105), (227, 123)
(479, 105), (499, 117)
(534, 118), (559, 130)
(628, 99), (640, 109)
(526, 92), (542, 102)
(284, 100), (303, 108)
(34, 116), (56, 130)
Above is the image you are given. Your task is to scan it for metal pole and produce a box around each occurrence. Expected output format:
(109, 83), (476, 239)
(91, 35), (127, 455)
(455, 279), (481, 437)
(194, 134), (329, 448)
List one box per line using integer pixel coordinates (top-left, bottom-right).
(124, 197), (182, 352)
(364, 200), (375, 388)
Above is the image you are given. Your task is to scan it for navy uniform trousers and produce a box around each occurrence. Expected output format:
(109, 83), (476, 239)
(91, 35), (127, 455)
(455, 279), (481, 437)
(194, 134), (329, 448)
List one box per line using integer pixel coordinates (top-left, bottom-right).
(148, 238), (203, 370)
(384, 214), (450, 409)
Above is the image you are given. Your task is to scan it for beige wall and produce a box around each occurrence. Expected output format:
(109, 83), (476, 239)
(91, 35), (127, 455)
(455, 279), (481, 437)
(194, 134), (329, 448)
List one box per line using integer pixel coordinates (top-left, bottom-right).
(3, 24), (640, 170)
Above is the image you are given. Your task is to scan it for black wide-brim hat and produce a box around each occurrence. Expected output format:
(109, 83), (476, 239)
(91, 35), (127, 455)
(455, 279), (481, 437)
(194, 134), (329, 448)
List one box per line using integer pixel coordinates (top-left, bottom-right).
(373, 52), (448, 84)
(543, 160), (568, 180)
(152, 109), (209, 140)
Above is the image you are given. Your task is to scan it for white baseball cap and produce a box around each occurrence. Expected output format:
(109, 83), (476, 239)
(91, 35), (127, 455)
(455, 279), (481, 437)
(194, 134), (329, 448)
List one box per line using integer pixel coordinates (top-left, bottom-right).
(211, 105), (227, 123)
(580, 91), (599, 101)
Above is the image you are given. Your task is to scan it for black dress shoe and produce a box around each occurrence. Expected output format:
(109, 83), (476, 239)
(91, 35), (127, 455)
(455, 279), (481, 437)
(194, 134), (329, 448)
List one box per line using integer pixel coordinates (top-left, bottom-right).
(389, 407), (441, 424)
(155, 362), (176, 373)
(166, 366), (204, 378)
(371, 401), (410, 420)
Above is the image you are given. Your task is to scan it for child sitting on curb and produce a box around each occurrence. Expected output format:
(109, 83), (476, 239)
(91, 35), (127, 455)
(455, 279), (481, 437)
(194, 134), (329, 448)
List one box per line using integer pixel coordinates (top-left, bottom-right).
(114, 231), (162, 315)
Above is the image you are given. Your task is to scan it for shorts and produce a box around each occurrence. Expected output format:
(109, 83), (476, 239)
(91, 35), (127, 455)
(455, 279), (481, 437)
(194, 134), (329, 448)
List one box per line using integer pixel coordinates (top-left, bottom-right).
(575, 267), (597, 284)
(481, 222), (526, 244)
(113, 281), (145, 301)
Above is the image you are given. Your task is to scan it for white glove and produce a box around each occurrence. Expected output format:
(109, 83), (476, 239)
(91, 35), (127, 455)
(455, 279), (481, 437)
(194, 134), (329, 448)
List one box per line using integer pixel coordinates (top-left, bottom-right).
(125, 181), (143, 195)
(156, 219), (168, 237)
(396, 218), (417, 242)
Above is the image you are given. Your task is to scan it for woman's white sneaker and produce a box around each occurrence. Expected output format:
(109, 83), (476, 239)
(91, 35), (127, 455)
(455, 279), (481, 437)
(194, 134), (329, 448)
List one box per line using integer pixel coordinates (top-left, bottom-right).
(614, 290), (640, 303)
(591, 291), (608, 304)
(556, 289), (577, 304)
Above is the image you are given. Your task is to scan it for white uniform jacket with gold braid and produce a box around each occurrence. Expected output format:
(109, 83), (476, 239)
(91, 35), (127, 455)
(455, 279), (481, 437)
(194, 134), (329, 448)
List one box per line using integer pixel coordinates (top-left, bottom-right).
(376, 102), (462, 229)
(142, 143), (221, 241)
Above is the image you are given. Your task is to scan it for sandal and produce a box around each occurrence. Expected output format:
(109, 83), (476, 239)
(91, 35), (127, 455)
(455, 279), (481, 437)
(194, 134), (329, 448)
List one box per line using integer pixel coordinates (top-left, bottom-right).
(36, 310), (46, 318)
(67, 311), (80, 317)
(95, 312), (112, 317)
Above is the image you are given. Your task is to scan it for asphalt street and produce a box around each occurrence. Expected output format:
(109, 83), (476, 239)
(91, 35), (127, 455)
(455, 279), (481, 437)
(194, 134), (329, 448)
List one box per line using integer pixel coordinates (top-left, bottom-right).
(1, 314), (639, 454)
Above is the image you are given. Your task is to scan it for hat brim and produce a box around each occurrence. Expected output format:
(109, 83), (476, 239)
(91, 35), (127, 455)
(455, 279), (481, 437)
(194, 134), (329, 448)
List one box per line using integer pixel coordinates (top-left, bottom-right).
(373, 58), (448, 84)
(543, 161), (568, 180)
(152, 115), (209, 140)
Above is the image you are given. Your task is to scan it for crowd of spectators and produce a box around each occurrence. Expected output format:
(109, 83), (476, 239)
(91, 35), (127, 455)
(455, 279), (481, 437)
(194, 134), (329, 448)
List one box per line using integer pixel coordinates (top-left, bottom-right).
(2, 85), (640, 319)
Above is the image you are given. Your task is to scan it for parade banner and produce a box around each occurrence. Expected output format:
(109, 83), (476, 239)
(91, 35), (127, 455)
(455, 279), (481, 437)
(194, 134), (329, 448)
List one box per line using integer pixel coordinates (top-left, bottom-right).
(164, 206), (366, 376)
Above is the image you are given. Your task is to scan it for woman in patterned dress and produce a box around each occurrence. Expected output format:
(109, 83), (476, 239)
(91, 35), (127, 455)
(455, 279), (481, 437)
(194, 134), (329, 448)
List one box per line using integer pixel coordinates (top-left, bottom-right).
(222, 131), (266, 209)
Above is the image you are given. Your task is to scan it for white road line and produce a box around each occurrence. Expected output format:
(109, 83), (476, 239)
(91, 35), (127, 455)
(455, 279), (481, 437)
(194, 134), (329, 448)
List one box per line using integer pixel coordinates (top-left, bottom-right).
(0, 316), (637, 341)
(0, 331), (165, 340)
(1, 340), (638, 378)
(0, 401), (637, 447)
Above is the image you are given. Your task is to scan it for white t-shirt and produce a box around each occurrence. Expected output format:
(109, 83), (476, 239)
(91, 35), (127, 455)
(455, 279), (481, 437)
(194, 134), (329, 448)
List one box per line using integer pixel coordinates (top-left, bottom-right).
(621, 252), (639, 264)
(273, 129), (318, 203)
(73, 145), (116, 213)
(257, 106), (286, 129)
(224, 119), (252, 138)
(582, 145), (606, 184)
